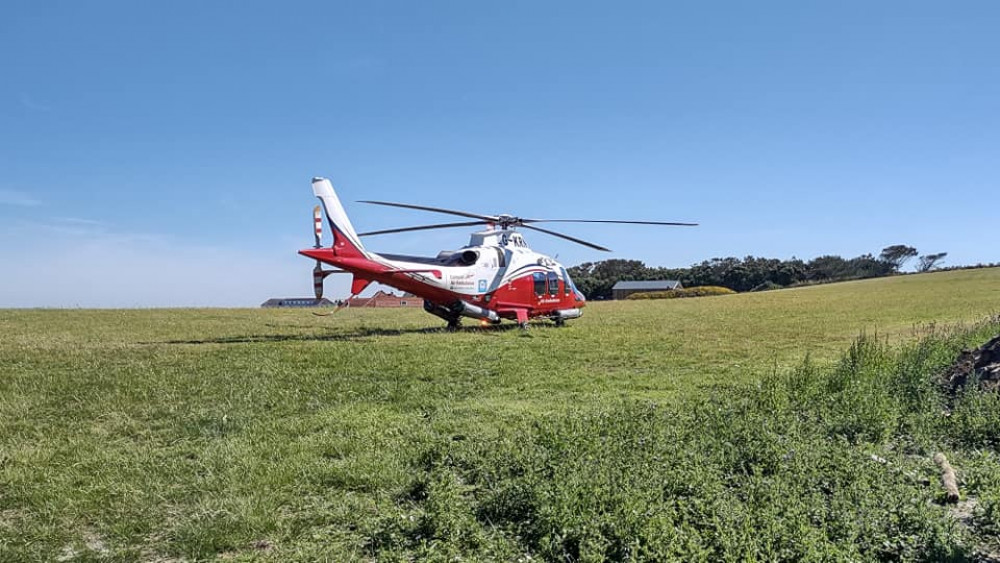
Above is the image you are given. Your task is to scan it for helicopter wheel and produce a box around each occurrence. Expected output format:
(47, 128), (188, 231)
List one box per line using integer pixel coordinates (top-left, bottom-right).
(518, 321), (530, 330)
(554, 317), (566, 327)
(446, 319), (462, 332)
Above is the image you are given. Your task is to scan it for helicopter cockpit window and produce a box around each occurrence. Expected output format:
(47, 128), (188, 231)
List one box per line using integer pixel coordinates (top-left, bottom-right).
(533, 272), (546, 296)
(547, 271), (559, 295)
(560, 267), (572, 295)
(562, 267), (585, 300)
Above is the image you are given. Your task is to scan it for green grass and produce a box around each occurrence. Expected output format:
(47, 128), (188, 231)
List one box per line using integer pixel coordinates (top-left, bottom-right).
(1, 268), (1000, 561)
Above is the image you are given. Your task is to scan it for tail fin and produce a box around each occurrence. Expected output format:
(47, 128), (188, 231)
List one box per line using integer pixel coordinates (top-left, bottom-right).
(312, 177), (368, 258)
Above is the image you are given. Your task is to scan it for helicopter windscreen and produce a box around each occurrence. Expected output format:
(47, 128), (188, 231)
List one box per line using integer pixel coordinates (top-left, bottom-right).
(561, 267), (585, 301)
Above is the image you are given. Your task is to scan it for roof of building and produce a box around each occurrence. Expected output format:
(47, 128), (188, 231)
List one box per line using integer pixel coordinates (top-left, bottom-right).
(260, 297), (334, 307)
(612, 280), (682, 291)
(352, 290), (404, 300)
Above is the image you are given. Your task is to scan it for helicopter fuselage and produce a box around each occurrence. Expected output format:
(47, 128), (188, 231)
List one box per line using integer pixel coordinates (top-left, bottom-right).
(301, 227), (586, 326)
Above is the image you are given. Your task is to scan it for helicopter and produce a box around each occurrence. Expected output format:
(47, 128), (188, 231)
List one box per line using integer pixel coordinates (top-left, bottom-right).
(298, 177), (697, 329)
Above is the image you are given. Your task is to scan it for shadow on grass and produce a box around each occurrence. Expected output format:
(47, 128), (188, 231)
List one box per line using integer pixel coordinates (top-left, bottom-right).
(154, 323), (543, 345)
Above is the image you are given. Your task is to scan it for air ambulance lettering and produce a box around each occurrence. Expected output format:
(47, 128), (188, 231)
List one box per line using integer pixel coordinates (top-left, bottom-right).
(449, 272), (475, 290)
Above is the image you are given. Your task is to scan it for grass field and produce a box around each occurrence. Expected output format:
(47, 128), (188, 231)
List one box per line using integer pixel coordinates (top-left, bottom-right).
(2, 268), (1000, 561)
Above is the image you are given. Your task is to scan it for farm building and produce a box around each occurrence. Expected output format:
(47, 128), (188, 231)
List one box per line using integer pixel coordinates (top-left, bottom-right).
(612, 280), (683, 300)
(261, 297), (335, 308)
(346, 290), (423, 308)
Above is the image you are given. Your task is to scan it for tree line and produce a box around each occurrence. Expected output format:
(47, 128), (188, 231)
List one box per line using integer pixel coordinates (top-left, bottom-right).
(567, 245), (948, 300)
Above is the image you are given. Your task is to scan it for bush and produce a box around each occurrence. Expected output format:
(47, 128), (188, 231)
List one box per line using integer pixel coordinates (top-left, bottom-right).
(626, 286), (737, 300)
(751, 281), (784, 292)
(366, 319), (1000, 560)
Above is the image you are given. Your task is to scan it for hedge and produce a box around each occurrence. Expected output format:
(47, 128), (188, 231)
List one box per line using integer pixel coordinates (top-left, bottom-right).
(626, 285), (737, 300)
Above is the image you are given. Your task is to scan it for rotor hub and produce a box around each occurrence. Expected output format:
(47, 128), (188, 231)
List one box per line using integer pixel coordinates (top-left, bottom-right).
(496, 214), (520, 229)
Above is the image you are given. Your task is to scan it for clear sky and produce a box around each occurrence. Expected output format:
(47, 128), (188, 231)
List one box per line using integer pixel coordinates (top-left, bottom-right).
(2, 1), (997, 307)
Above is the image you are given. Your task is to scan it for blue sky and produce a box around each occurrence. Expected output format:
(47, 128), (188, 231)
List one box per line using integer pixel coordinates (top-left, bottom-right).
(2, 1), (998, 306)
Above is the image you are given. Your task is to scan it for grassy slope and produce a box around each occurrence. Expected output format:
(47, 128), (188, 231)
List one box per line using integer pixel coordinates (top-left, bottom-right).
(1, 268), (999, 560)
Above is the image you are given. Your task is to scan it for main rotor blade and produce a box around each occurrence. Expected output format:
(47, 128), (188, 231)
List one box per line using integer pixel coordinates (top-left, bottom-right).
(358, 200), (496, 222)
(523, 219), (699, 226)
(358, 220), (491, 236)
(520, 224), (611, 252)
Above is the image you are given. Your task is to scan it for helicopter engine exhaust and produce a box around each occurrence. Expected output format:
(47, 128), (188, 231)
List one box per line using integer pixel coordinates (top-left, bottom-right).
(551, 308), (583, 320)
(423, 299), (500, 324)
(456, 300), (500, 323)
(458, 250), (478, 266)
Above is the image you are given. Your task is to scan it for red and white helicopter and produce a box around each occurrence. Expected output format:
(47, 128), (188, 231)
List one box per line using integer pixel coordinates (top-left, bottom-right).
(299, 177), (696, 329)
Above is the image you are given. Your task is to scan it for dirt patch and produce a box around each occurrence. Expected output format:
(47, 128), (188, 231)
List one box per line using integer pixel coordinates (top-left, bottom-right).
(83, 530), (110, 555)
(218, 540), (274, 560)
(947, 497), (978, 528)
(944, 335), (1000, 395)
(55, 530), (110, 561)
(252, 539), (274, 551)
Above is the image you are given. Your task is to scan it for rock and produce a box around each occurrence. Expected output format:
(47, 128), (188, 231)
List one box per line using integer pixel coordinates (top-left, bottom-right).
(943, 334), (1000, 395)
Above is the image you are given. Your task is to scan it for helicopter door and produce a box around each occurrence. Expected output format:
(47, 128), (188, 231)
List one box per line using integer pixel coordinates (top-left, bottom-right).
(533, 272), (546, 297)
(547, 271), (559, 296)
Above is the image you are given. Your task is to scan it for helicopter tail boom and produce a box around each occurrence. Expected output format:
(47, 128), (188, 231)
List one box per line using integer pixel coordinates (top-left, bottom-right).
(312, 177), (368, 259)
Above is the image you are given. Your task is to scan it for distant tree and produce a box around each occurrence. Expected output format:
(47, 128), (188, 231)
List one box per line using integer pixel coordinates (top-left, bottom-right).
(917, 252), (947, 272)
(879, 245), (918, 271)
(847, 254), (896, 279)
(806, 255), (851, 281)
(566, 262), (600, 298)
(567, 246), (925, 299)
(591, 259), (649, 281)
(568, 259), (649, 299)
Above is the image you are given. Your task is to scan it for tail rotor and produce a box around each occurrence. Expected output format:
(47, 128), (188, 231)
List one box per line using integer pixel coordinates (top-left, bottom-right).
(313, 263), (326, 299)
(310, 205), (343, 300)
